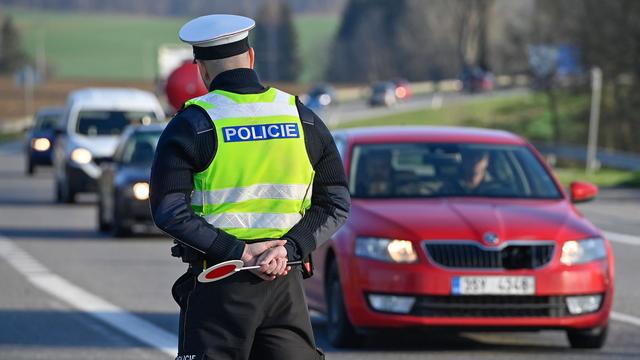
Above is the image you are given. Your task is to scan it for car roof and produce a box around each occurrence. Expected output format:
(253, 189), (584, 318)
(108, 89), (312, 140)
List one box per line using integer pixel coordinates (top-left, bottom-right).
(333, 126), (527, 145)
(67, 87), (161, 109)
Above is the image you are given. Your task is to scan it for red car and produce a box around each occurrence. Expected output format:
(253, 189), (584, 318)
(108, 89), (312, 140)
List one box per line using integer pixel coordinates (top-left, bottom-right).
(304, 126), (614, 349)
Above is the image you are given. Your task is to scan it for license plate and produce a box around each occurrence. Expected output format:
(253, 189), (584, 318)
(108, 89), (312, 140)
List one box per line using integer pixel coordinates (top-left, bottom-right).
(452, 276), (535, 295)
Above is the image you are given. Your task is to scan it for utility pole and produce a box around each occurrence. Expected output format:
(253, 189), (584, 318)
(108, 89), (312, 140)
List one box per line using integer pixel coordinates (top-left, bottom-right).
(586, 67), (602, 174)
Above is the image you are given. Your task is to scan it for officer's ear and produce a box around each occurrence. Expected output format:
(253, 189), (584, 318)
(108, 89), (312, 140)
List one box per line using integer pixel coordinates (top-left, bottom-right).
(196, 60), (210, 87)
(248, 47), (255, 69)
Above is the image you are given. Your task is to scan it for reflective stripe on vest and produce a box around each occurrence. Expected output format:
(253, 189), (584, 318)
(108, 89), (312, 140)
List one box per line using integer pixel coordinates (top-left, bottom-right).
(184, 88), (315, 241)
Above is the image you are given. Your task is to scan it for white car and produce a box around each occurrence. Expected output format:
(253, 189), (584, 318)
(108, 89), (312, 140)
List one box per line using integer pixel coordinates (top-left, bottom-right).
(53, 88), (165, 203)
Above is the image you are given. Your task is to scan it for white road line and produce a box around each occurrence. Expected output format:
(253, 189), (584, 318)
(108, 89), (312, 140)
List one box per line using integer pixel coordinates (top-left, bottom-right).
(0, 236), (177, 358)
(604, 231), (640, 246)
(611, 312), (640, 327)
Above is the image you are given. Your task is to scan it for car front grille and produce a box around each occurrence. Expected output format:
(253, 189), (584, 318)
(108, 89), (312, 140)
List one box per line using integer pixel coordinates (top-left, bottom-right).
(410, 295), (568, 317)
(424, 242), (555, 269)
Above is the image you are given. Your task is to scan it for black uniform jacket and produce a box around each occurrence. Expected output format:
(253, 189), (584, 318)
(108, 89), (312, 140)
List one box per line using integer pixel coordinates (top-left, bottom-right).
(150, 68), (350, 263)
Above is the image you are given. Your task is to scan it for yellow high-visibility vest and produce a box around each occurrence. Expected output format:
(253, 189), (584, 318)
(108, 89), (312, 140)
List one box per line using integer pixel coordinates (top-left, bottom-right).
(184, 87), (314, 240)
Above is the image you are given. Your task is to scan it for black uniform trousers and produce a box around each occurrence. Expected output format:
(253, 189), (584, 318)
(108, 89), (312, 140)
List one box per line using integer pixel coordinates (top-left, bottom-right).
(172, 267), (324, 360)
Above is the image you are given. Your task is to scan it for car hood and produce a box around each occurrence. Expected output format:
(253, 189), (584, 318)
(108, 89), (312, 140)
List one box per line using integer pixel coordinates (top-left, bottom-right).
(69, 134), (120, 158)
(349, 198), (600, 244)
(115, 166), (151, 185)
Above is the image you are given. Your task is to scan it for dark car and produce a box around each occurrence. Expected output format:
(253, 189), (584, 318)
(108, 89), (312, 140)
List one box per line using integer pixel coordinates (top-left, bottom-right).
(301, 83), (338, 111)
(461, 66), (495, 93)
(369, 81), (398, 107)
(25, 107), (64, 175)
(97, 123), (165, 237)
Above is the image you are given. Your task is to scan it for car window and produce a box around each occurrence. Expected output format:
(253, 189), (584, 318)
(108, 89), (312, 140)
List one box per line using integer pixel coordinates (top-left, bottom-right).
(349, 143), (561, 199)
(35, 112), (62, 131)
(75, 111), (156, 136)
(120, 131), (162, 166)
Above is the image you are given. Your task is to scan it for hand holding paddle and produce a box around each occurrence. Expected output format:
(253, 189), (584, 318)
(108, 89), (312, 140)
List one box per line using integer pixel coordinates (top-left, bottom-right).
(197, 259), (303, 283)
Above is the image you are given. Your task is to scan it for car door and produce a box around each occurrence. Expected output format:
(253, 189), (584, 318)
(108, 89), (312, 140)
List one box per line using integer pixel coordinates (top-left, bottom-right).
(304, 135), (348, 312)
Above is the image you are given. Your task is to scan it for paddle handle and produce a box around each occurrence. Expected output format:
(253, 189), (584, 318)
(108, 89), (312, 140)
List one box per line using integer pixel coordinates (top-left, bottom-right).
(239, 260), (303, 271)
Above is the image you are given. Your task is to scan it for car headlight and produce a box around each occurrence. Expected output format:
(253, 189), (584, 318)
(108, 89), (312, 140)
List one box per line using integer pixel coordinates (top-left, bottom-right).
(355, 237), (418, 263)
(560, 237), (607, 265)
(70, 148), (92, 164)
(31, 138), (51, 151)
(132, 182), (149, 200)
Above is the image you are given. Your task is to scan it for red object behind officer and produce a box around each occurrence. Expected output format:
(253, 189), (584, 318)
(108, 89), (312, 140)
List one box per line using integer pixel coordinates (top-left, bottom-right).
(165, 60), (208, 111)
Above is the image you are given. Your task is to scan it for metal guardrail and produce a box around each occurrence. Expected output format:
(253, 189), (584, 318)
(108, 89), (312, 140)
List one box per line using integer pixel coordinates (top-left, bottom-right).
(535, 143), (640, 171)
(0, 116), (31, 134)
(333, 75), (531, 103)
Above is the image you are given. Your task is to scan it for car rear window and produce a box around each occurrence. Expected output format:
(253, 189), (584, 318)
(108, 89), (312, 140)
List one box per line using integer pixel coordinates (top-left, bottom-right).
(76, 111), (156, 136)
(349, 143), (561, 199)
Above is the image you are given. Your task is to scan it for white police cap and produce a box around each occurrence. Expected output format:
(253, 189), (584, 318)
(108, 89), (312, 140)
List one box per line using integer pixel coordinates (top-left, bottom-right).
(179, 15), (256, 60)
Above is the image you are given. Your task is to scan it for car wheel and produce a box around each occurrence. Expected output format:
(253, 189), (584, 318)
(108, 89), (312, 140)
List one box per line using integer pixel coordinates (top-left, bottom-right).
(326, 260), (363, 348)
(26, 159), (34, 176)
(58, 177), (76, 204)
(97, 194), (111, 232)
(567, 324), (608, 349)
(111, 195), (131, 238)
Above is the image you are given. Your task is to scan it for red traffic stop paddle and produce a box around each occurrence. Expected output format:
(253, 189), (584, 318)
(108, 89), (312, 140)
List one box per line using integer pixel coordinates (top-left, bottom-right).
(197, 259), (303, 283)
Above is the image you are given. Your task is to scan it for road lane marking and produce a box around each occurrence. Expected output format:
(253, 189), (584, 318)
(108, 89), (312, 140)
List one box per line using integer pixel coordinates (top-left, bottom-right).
(604, 231), (640, 246)
(611, 312), (640, 327)
(0, 236), (177, 358)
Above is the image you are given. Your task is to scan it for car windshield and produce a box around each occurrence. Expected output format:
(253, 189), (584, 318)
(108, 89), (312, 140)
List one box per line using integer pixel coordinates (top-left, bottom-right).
(76, 111), (156, 136)
(35, 112), (62, 131)
(120, 131), (162, 166)
(350, 143), (561, 199)
(373, 83), (391, 92)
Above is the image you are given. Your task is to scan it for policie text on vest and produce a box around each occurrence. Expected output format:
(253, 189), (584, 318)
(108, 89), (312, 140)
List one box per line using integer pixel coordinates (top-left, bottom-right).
(222, 123), (300, 143)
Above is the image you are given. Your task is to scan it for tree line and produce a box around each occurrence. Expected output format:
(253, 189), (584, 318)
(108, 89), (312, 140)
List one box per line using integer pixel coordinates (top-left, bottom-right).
(2, 0), (346, 17)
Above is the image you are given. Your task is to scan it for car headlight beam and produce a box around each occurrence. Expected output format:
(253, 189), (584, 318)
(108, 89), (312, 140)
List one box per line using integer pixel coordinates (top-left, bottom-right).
(70, 148), (92, 164)
(32, 138), (51, 151)
(355, 237), (418, 263)
(560, 237), (607, 265)
(132, 182), (149, 201)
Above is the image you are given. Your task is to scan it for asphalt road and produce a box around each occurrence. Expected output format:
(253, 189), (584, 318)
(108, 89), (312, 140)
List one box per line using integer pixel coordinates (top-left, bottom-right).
(314, 88), (530, 127)
(0, 145), (639, 360)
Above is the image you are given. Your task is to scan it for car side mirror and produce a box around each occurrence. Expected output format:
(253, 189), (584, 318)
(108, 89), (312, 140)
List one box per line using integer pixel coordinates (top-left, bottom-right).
(569, 181), (598, 203)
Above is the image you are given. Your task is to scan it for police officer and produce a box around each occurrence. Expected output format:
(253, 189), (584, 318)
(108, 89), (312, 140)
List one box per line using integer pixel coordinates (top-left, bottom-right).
(150, 14), (350, 360)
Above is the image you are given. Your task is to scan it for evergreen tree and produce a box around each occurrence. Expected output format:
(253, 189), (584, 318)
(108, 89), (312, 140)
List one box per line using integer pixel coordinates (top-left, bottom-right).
(253, 0), (300, 82)
(0, 15), (28, 73)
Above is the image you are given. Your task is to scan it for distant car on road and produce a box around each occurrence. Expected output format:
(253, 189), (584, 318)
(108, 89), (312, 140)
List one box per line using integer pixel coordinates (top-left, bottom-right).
(369, 81), (397, 107)
(97, 123), (165, 237)
(25, 107), (64, 175)
(301, 83), (338, 112)
(53, 88), (165, 203)
(305, 126), (614, 350)
(461, 66), (495, 93)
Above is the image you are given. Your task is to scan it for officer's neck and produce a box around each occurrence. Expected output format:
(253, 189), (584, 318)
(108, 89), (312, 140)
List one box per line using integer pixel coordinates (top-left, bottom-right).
(208, 68), (266, 94)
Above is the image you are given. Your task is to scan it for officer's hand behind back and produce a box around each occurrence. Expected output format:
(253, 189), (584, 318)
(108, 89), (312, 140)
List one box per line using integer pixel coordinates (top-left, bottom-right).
(257, 246), (288, 276)
(241, 239), (286, 265)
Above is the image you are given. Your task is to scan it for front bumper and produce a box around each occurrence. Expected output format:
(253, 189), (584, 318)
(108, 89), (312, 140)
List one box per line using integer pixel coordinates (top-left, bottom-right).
(116, 190), (153, 226)
(66, 163), (99, 193)
(342, 256), (613, 330)
(28, 148), (53, 166)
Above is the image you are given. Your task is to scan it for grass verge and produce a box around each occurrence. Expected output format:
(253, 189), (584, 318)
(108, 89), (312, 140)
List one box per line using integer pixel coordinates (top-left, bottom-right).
(6, 7), (339, 83)
(0, 131), (24, 144)
(553, 167), (640, 188)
